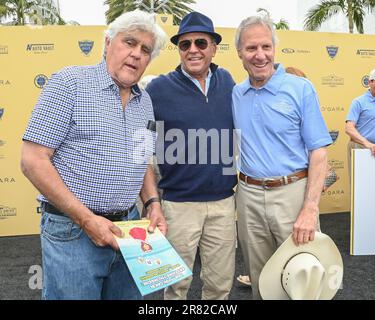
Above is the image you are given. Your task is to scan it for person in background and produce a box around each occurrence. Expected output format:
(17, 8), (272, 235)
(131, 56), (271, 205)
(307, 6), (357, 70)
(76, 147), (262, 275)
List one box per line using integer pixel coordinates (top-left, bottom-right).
(232, 15), (332, 299)
(345, 68), (375, 176)
(285, 66), (306, 78)
(146, 12), (238, 300)
(20, 10), (167, 300)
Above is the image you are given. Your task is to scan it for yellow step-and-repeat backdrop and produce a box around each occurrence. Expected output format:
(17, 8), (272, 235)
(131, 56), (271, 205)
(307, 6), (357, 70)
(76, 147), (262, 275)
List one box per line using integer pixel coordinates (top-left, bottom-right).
(1, 24), (374, 236)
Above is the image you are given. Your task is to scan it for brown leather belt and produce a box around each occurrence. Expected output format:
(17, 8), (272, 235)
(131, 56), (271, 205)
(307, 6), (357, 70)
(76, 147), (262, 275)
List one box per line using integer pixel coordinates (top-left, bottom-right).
(239, 169), (308, 189)
(41, 202), (136, 222)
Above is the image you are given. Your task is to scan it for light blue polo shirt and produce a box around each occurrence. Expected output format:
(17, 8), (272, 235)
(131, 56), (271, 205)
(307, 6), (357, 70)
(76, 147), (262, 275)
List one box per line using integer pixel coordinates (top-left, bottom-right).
(346, 90), (375, 143)
(232, 64), (332, 178)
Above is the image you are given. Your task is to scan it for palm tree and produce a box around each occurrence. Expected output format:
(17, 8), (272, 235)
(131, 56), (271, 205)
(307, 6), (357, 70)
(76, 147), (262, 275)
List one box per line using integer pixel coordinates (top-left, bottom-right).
(0, 0), (35, 25)
(36, 0), (65, 25)
(257, 7), (290, 30)
(304, 0), (375, 34)
(0, 0), (64, 25)
(104, 0), (196, 25)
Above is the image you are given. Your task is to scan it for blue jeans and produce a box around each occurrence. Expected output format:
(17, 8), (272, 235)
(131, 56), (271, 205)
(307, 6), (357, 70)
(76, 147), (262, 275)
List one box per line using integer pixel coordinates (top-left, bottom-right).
(40, 206), (142, 300)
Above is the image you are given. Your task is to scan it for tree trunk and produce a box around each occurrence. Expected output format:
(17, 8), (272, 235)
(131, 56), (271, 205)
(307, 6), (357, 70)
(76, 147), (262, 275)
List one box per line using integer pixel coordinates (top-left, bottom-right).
(348, 15), (354, 33)
(347, 0), (354, 33)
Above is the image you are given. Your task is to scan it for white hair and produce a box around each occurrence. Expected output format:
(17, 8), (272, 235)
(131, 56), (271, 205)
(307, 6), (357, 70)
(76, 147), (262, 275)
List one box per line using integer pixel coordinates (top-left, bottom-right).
(235, 15), (278, 50)
(104, 10), (167, 60)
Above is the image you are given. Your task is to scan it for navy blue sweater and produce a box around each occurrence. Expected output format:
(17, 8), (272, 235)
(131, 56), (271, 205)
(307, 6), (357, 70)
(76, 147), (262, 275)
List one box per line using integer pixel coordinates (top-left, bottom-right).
(146, 64), (237, 202)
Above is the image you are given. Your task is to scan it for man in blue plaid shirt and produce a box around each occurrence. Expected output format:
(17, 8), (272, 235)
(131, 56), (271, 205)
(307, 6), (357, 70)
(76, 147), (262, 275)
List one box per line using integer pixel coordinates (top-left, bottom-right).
(21, 10), (167, 300)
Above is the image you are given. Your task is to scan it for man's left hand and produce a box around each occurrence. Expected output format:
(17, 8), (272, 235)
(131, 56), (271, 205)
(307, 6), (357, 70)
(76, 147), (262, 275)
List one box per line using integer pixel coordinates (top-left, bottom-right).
(292, 202), (318, 246)
(145, 202), (167, 235)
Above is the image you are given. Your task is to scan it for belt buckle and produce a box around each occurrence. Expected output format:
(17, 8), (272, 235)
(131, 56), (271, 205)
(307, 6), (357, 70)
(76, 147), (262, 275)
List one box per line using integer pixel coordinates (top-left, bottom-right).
(103, 210), (127, 221)
(262, 178), (276, 189)
(104, 212), (125, 222)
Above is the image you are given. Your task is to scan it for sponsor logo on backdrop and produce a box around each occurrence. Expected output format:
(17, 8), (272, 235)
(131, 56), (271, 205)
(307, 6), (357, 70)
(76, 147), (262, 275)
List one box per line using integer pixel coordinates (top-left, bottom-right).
(282, 48), (294, 54)
(356, 49), (375, 58)
(329, 159), (344, 170)
(362, 75), (370, 87)
(0, 205), (17, 219)
(0, 45), (8, 54)
(0, 108), (4, 120)
(0, 139), (5, 159)
(26, 43), (55, 54)
(326, 46), (339, 59)
(323, 189), (345, 196)
(218, 43), (230, 53)
(321, 105), (345, 112)
(79, 40), (94, 56)
(162, 44), (178, 51)
(321, 75), (344, 87)
(0, 79), (10, 86)
(329, 130), (339, 144)
(0, 177), (16, 183)
(34, 74), (48, 89)
(281, 47), (310, 54)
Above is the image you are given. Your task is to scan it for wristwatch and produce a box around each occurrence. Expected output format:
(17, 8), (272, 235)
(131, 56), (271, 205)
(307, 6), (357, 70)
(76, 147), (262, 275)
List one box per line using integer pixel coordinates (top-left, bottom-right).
(143, 197), (161, 211)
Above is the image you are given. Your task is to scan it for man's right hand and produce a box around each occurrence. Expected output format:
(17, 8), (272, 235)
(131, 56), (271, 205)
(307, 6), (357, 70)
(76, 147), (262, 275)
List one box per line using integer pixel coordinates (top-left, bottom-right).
(366, 142), (375, 156)
(81, 214), (124, 251)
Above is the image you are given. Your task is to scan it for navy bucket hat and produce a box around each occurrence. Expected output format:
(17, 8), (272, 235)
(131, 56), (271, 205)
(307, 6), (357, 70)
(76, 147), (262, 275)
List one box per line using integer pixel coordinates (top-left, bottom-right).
(170, 12), (222, 45)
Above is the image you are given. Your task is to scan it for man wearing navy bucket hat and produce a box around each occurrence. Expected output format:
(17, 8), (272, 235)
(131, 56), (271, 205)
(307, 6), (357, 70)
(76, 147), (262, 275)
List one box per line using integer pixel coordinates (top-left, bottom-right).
(146, 12), (238, 300)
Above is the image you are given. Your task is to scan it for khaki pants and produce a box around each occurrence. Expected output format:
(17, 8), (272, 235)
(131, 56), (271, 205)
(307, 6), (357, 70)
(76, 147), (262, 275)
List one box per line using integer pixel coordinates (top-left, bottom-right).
(162, 196), (236, 300)
(236, 178), (320, 300)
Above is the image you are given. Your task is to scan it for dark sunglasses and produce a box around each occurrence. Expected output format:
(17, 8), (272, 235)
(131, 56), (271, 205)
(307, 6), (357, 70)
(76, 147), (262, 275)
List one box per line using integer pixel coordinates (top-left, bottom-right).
(178, 38), (210, 51)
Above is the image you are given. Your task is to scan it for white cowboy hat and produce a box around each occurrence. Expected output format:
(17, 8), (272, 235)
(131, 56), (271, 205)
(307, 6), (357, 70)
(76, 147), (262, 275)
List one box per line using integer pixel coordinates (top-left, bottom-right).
(259, 232), (343, 300)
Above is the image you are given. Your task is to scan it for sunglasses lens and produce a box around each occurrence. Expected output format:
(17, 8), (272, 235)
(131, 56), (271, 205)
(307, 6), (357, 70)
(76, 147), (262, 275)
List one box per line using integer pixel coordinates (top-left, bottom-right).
(195, 39), (208, 50)
(178, 39), (209, 51)
(178, 40), (191, 51)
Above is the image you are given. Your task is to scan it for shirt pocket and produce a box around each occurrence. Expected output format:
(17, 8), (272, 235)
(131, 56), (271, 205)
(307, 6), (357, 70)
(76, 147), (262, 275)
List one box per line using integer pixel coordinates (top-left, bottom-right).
(264, 101), (300, 134)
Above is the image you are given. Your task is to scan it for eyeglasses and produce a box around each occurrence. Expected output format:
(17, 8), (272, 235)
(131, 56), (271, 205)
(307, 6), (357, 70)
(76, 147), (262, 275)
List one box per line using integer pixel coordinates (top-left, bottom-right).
(178, 38), (210, 51)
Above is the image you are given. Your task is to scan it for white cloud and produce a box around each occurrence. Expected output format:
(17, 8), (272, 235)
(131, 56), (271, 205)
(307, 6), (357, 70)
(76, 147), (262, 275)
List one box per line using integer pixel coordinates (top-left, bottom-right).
(58, 0), (108, 25)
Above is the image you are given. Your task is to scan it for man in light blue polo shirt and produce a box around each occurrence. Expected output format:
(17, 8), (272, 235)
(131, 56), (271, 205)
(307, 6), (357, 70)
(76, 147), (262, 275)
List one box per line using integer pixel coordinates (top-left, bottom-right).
(345, 69), (375, 167)
(232, 15), (332, 299)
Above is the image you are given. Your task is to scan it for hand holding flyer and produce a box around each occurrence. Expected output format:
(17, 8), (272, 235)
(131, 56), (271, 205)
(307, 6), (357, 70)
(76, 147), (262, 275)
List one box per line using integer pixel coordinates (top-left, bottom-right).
(114, 220), (192, 296)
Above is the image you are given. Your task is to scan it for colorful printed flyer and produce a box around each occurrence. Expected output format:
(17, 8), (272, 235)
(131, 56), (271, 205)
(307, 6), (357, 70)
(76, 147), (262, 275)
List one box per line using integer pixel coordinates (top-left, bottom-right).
(114, 219), (192, 296)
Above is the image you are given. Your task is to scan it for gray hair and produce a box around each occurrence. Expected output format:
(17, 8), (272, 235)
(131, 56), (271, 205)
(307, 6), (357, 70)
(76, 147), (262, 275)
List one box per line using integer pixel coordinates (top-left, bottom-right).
(235, 15), (278, 50)
(104, 10), (167, 59)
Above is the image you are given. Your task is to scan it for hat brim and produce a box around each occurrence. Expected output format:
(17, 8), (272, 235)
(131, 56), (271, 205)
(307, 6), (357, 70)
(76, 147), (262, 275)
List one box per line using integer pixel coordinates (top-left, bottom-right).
(170, 27), (222, 45)
(259, 232), (343, 300)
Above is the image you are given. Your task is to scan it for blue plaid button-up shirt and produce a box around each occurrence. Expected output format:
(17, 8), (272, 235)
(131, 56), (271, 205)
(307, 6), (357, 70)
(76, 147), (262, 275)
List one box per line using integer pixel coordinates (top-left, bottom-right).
(23, 60), (155, 212)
